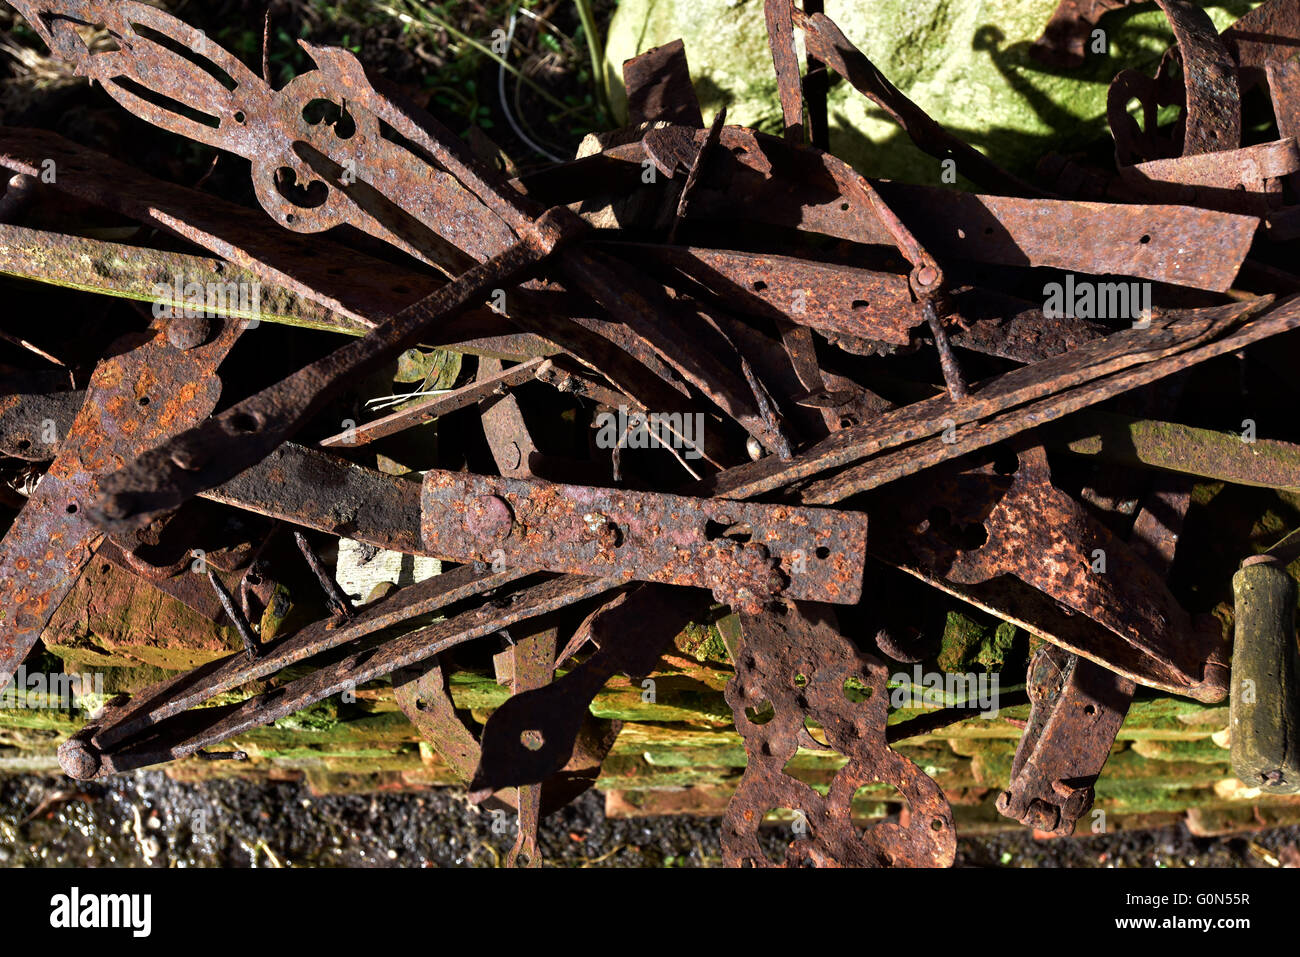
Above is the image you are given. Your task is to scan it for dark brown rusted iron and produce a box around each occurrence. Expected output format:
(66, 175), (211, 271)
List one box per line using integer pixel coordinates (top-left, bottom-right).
(61, 572), (620, 779)
(393, 645), (622, 822)
(868, 447), (1228, 701)
(504, 621), (554, 868)
(12, 0), (1300, 869)
(0, 390), (83, 460)
(292, 530), (352, 619)
(1115, 139), (1300, 216)
(722, 601), (955, 867)
(469, 585), (705, 798)
(764, 0), (804, 143)
(319, 357), (549, 449)
(801, 0), (829, 150)
(94, 540), (227, 624)
(394, 656), (491, 791)
(698, 298), (1275, 501)
(88, 205), (590, 535)
(1222, 0), (1300, 141)
(668, 106), (726, 244)
(10, 0), (513, 272)
(1155, 0), (1243, 156)
(206, 567), (260, 660)
(0, 223), (559, 355)
(0, 390), (436, 556)
(670, 124), (1260, 292)
(797, 299), (1294, 504)
(792, 8), (1036, 197)
(622, 39), (704, 129)
(996, 644), (1135, 836)
(0, 319), (242, 685)
(1032, 0), (1136, 68)
(88, 563), (530, 753)
(872, 182), (1258, 292)
(419, 470), (868, 610)
(0, 129), (437, 330)
(632, 246), (919, 346)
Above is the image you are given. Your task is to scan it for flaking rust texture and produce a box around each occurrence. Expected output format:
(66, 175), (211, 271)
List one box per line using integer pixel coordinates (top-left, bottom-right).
(419, 470), (868, 610)
(3, 0), (1300, 868)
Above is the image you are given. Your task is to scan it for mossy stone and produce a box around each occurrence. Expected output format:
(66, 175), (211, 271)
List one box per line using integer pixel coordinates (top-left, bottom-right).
(606, 0), (1260, 183)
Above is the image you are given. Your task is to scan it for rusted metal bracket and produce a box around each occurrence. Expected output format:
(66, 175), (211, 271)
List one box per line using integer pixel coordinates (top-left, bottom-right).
(869, 445), (1228, 701)
(419, 470), (868, 610)
(622, 39), (704, 129)
(722, 601), (956, 867)
(469, 584), (706, 798)
(10, 0), (517, 272)
(0, 319), (242, 685)
(996, 644), (1136, 836)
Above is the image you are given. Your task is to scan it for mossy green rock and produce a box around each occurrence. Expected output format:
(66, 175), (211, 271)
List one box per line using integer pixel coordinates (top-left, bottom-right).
(606, 0), (1260, 183)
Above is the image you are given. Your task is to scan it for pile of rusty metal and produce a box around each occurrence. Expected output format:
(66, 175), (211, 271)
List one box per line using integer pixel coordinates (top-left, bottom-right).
(2, 0), (1300, 867)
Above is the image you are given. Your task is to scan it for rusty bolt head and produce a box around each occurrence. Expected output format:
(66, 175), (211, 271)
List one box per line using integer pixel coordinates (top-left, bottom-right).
(582, 511), (621, 548)
(467, 494), (513, 540)
(166, 314), (214, 351)
(58, 737), (101, 780)
(1024, 798), (1061, 833)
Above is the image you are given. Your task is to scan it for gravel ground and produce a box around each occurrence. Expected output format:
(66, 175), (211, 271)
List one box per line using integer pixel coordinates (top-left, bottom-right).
(2, 772), (1299, 868)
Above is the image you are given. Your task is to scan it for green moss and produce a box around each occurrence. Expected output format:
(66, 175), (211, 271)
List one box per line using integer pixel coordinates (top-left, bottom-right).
(674, 621), (732, 664)
(938, 611), (989, 672)
(272, 697), (340, 733)
(1130, 737), (1229, 764)
(977, 621), (1019, 673)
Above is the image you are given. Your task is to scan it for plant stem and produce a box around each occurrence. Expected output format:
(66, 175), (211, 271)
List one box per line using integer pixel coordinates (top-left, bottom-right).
(573, 0), (609, 122)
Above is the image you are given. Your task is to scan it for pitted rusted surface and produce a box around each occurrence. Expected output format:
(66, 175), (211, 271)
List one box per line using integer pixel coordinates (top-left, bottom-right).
(0, 320), (241, 684)
(8, 0), (1300, 868)
(996, 645), (1135, 836)
(420, 470), (867, 610)
(874, 447), (1230, 702)
(722, 602), (955, 868)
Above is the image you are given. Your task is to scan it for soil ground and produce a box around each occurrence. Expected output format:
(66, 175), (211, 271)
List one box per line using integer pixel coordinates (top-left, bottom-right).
(3, 771), (1299, 868)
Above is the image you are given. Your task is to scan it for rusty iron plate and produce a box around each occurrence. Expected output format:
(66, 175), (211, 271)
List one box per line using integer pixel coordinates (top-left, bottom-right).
(470, 584), (705, 797)
(873, 182), (1258, 292)
(722, 601), (956, 867)
(419, 470), (868, 609)
(997, 644), (1135, 836)
(698, 298), (1272, 502)
(622, 39), (704, 129)
(0, 319), (242, 684)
